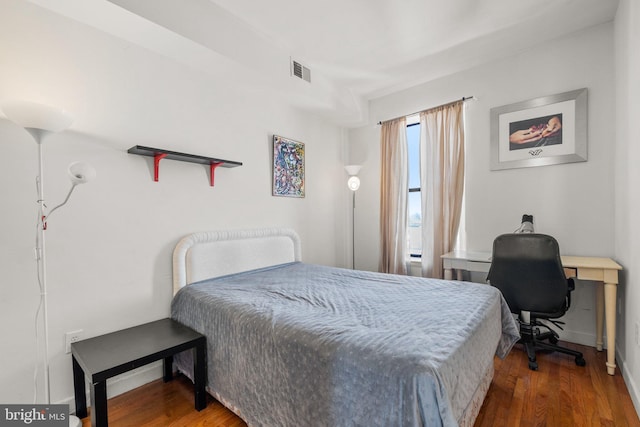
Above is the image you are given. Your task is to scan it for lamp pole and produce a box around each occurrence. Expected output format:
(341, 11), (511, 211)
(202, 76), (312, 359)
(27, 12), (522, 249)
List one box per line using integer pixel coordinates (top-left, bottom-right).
(34, 133), (52, 404)
(351, 190), (356, 269)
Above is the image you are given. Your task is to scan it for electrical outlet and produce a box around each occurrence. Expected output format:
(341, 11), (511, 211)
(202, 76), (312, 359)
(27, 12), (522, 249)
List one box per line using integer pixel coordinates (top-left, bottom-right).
(65, 330), (83, 353)
(635, 321), (640, 348)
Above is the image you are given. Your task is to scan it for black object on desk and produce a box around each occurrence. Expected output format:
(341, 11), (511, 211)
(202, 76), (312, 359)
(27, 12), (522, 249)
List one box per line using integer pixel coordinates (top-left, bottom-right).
(71, 318), (206, 427)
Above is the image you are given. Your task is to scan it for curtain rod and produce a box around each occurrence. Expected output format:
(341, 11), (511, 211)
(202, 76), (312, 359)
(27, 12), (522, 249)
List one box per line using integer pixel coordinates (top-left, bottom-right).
(377, 96), (476, 125)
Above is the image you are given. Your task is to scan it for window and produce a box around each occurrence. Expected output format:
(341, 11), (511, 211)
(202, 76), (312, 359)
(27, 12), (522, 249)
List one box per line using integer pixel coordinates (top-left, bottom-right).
(406, 117), (421, 257)
(405, 115), (466, 260)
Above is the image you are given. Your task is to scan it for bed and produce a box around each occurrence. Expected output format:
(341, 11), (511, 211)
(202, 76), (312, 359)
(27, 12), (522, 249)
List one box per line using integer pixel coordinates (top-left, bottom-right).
(170, 228), (519, 427)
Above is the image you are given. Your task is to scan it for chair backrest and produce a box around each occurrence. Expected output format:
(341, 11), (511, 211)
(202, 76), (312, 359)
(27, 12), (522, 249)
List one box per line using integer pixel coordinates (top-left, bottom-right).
(487, 233), (568, 315)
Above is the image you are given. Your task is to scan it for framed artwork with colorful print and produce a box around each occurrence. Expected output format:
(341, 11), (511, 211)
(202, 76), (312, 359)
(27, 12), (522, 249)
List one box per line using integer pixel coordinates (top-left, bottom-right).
(272, 135), (305, 198)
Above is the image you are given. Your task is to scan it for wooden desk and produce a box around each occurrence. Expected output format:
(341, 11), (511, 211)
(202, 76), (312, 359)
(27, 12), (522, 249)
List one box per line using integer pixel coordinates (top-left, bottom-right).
(441, 251), (623, 375)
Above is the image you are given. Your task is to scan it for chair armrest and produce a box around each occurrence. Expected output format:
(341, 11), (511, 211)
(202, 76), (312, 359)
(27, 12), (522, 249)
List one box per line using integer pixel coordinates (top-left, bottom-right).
(566, 277), (575, 309)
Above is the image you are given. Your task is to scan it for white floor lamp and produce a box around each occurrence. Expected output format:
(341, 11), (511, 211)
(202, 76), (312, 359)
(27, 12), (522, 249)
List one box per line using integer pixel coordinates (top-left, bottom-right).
(1, 100), (96, 427)
(345, 165), (361, 269)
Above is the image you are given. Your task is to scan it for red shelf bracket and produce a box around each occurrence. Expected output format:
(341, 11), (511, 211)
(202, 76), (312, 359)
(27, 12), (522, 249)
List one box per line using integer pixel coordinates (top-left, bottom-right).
(209, 162), (222, 187)
(154, 153), (168, 182)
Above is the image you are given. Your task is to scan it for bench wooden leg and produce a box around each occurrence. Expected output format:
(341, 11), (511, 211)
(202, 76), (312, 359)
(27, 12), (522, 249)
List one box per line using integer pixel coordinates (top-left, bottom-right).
(163, 355), (174, 382)
(90, 380), (107, 427)
(194, 342), (207, 411)
(72, 356), (88, 419)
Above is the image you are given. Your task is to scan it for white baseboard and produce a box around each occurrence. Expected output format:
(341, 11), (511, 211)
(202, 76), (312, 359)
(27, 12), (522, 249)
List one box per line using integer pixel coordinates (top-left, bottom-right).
(618, 347), (640, 420)
(560, 330), (602, 348)
(57, 361), (163, 413)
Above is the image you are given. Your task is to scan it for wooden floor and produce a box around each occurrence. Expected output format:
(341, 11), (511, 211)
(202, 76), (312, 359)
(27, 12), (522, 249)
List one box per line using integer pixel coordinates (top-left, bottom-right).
(80, 342), (640, 427)
(474, 341), (639, 427)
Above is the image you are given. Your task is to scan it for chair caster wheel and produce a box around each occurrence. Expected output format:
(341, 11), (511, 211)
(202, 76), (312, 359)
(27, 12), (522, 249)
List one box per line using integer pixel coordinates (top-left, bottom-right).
(549, 336), (559, 345)
(575, 357), (586, 367)
(528, 361), (538, 371)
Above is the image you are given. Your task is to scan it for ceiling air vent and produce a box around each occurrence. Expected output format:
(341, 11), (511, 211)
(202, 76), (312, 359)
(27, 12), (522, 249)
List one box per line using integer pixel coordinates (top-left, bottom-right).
(291, 59), (311, 83)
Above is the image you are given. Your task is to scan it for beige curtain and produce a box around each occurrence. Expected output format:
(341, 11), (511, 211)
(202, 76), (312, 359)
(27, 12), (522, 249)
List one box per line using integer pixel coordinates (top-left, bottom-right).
(379, 117), (408, 275)
(419, 101), (465, 278)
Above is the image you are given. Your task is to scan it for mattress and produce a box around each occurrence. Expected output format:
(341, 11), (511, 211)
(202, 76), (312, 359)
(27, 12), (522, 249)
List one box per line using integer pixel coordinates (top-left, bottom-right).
(171, 262), (519, 427)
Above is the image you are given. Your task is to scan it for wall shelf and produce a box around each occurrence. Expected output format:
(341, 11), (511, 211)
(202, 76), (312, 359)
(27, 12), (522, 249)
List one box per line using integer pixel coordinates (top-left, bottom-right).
(128, 145), (242, 186)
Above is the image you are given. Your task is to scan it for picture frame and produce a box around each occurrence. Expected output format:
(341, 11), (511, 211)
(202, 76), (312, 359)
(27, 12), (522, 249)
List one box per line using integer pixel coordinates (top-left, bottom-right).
(490, 88), (587, 171)
(272, 135), (305, 198)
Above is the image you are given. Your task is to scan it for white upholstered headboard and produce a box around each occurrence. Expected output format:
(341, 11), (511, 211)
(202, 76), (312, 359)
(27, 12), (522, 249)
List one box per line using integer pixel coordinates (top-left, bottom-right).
(172, 228), (302, 295)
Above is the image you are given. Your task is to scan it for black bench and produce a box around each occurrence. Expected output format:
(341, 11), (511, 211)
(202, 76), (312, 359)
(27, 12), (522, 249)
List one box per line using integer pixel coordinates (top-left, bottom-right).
(71, 318), (206, 427)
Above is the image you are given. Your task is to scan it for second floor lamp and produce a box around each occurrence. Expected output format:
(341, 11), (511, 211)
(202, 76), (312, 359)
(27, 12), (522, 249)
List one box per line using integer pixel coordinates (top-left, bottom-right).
(345, 165), (361, 269)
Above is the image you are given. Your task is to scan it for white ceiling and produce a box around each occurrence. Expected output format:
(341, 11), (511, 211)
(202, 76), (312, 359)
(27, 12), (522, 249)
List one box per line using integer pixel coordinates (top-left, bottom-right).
(27, 0), (618, 126)
(209, 0), (618, 96)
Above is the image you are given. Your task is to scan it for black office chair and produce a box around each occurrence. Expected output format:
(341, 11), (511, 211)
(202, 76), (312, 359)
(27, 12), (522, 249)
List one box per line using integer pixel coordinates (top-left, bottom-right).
(487, 233), (586, 371)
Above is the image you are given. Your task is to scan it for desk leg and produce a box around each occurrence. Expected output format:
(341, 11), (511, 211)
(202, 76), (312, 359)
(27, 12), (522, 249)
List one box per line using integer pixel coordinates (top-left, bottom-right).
(604, 282), (617, 375)
(444, 268), (453, 280)
(193, 343), (207, 411)
(72, 356), (87, 419)
(595, 282), (604, 351)
(90, 380), (107, 427)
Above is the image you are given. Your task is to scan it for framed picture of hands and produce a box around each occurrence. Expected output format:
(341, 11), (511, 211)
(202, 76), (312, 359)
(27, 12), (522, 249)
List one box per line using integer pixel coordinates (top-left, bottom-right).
(490, 88), (587, 170)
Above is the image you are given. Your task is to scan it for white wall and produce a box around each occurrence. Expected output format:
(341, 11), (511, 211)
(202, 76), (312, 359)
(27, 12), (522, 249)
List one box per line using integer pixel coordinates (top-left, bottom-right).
(614, 0), (640, 415)
(349, 23), (615, 345)
(0, 1), (348, 406)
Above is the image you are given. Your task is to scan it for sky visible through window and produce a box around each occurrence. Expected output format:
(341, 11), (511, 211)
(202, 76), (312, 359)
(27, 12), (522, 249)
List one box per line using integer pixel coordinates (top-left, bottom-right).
(407, 123), (421, 256)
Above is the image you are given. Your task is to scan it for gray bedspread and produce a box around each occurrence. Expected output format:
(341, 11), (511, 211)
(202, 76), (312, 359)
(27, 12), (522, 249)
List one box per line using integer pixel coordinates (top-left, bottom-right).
(171, 262), (519, 427)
